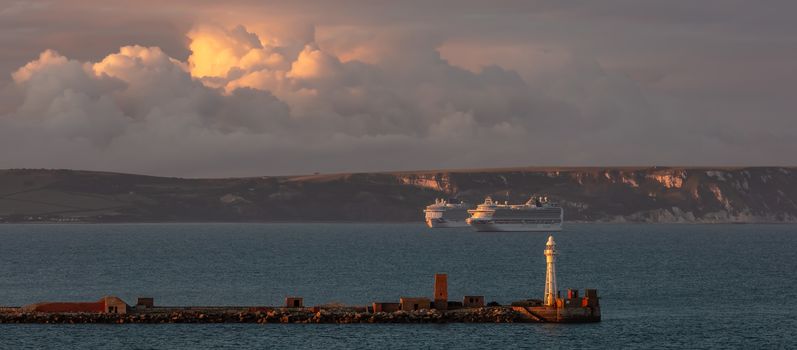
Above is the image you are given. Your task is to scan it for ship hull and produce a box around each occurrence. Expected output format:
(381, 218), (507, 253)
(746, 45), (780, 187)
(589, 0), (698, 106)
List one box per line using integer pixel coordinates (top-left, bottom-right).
(426, 219), (469, 228)
(467, 221), (562, 232)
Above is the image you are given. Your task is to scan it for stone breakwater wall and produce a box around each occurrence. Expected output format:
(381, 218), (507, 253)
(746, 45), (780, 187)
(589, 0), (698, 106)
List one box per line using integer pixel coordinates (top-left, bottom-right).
(0, 307), (528, 324)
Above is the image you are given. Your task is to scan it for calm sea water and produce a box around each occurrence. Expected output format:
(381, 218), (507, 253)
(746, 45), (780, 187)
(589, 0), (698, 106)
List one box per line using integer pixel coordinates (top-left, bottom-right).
(0, 223), (795, 349)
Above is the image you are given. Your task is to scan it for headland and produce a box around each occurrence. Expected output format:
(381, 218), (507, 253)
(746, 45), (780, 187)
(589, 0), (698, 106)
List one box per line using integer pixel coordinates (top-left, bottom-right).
(1, 167), (795, 224)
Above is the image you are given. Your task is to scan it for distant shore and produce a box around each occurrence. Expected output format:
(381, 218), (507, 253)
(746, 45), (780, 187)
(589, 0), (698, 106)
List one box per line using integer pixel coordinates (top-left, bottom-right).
(2, 167), (796, 224)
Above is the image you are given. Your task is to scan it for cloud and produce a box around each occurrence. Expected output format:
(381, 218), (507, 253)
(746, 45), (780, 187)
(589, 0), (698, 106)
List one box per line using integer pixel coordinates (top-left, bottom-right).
(0, 18), (794, 177)
(189, 24), (277, 79)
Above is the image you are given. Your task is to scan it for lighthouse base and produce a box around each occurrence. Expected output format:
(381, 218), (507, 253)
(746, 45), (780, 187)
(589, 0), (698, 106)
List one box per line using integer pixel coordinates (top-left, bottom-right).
(510, 288), (601, 323)
(512, 305), (601, 323)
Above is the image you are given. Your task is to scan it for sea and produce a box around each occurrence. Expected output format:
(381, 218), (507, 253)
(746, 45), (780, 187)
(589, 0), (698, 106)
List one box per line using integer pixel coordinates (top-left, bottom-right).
(0, 223), (795, 349)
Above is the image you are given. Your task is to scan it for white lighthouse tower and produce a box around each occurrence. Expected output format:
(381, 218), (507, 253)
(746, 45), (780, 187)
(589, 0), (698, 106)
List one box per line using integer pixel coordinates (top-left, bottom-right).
(543, 235), (558, 306)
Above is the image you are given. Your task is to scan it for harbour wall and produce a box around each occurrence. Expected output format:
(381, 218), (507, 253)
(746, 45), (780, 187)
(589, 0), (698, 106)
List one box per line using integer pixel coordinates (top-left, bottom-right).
(1, 307), (529, 324)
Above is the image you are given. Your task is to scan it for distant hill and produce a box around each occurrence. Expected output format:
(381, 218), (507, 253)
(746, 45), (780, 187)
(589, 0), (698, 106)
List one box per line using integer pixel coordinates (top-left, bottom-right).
(1, 167), (796, 223)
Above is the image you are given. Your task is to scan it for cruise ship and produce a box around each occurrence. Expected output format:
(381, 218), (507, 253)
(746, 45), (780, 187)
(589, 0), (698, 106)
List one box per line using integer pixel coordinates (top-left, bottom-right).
(466, 196), (563, 232)
(423, 199), (471, 228)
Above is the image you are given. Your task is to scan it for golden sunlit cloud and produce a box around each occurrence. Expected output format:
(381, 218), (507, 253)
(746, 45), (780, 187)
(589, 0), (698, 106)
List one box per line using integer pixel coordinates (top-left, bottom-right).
(287, 45), (340, 80)
(93, 46), (187, 80)
(12, 50), (69, 83)
(188, 25), (268, 78)
(3, 20), (753, 177)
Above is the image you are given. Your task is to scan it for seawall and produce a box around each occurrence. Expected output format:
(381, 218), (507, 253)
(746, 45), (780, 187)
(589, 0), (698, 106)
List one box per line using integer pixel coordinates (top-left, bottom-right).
(0, 307), (529, 324)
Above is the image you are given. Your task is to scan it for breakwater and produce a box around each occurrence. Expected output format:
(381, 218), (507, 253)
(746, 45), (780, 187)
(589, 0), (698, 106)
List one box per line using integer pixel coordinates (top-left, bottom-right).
(0, 236), (601, 324)
(0, 307), (526, 324)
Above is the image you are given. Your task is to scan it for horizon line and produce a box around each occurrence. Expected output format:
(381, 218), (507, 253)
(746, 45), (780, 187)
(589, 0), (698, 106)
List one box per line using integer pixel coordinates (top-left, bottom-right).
(2, 165), (796, 180)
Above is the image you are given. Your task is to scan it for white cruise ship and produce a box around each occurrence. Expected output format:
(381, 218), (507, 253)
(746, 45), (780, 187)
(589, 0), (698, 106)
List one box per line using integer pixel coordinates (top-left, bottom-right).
(466, 196), (563, 232)
(423, 199), (471, 228)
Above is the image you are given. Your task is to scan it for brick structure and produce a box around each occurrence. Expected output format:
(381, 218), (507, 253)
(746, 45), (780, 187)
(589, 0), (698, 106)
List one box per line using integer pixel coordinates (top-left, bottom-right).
(399, 297), (430, 311)
(567, 289), (579, 299)
(513, 288), (601, 323)
(446, 301), (463, 310)
(22, 296), (128, 314)
(25, 301), (104, 313)
(372, 302), (401, 313)
(136, 297), (154, 309)
(433, 274), (448, 310)
(582, 289), (599, 307)
(463, 296), (484, 307)
(104, 296), (127, 314)
(370, 273), (486, 312)
(285, 297), (303, 308)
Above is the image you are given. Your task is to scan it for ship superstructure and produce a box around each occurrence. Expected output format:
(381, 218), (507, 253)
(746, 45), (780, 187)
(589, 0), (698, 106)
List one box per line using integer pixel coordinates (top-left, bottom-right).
(423, 199), (470, 228)
(466, 196), (563, 232)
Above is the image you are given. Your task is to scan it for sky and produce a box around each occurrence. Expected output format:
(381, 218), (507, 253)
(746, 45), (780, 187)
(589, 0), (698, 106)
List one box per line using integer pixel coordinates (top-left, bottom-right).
(0, 0), (795, 177)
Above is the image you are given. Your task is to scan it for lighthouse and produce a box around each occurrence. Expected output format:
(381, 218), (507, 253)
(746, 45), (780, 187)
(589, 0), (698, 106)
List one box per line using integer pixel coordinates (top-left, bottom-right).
(543, 235), (558, 306)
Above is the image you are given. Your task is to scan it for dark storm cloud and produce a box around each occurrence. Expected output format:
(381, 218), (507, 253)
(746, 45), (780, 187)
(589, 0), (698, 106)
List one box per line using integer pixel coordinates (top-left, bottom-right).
(0, 0), (795, 177)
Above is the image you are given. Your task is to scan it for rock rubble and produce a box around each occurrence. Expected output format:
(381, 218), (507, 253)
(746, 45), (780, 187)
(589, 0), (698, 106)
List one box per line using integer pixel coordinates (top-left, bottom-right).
(0, 307), (527, 324)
